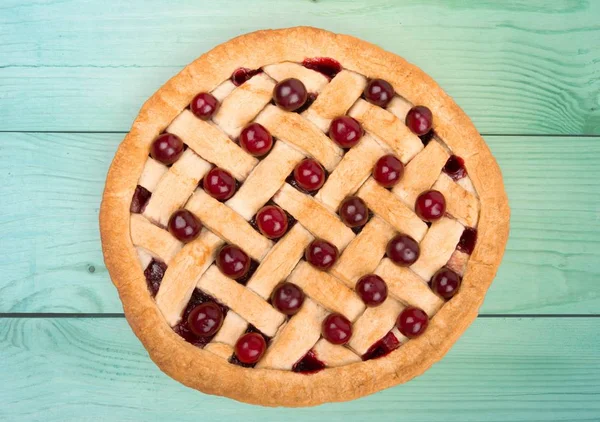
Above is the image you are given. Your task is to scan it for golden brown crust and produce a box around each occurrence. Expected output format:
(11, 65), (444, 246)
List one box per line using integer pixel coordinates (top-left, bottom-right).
(255, 105), (343, 171)
(100, 26), (509, 407)
(287, 261), (365, 321)
(303, 69), (367, 131)
(331, 216), (395, 286)
(315, 134), (386, 210)
(357, 178), (429, 242)
(273, 183), (355, 251)
(349, 99), (423, 163)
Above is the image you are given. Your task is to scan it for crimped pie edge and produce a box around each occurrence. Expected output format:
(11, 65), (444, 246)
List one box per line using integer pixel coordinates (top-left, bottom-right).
(99, 26), (510, 407)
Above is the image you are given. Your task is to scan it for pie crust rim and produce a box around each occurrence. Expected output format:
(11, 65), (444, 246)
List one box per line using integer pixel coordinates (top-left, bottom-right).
(99, 26), (510, 407)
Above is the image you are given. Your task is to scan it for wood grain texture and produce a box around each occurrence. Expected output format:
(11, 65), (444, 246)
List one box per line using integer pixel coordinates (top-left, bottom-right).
(0, 317), (598, 421)
(0, 0), (598, 133)
(0, 133), (115, 312)
(1, 0), (599, 419)
(1, 133), (598, 314)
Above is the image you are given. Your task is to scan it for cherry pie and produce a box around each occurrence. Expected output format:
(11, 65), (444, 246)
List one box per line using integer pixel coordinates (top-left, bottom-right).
(100, 27), (509, 406)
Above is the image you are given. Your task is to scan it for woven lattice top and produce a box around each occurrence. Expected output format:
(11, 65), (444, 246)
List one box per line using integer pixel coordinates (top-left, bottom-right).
(129, 60), (480, 371)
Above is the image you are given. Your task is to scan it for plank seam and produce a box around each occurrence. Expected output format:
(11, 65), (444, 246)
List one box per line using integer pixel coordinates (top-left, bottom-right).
(1, 131), (599, 138)
(0, 313), (598, 318)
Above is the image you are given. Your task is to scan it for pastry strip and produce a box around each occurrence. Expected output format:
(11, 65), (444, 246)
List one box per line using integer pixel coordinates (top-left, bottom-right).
(257, 299), (327, 370)
(143, 149), (211, 227)
(130, 214), (182, 264)
(168, 110), (258, 180)
(255, 105), (343, 171)
(186, 189), (273, 261)
(357, 178), (428, 242)
(303, 70), (367, 131)
(197, 266), (285, 337)
(392, 141), (449, 208)
(273, 183), (355, 251)
(315, 134), (387, 210)
(432, 173), (479, 227)
(349, 99), (423, 163)
(246, 224), (314, 299)
(330, 216), (395, 287)
(213, 73), (276, 138)
(411, 217), (464, 280)
(263, 62), (329, 93)
(374, 258), (444, 316)
(226, 141), (305, 220)
(287, 261), (365, 321)
(312, 339), (361, 367)
(155, 230), (224, 326)
(348, 297), (404, 356)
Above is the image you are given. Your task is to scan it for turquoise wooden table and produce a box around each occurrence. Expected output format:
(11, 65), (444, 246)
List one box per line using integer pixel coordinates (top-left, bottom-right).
(1, 0), (599, 420)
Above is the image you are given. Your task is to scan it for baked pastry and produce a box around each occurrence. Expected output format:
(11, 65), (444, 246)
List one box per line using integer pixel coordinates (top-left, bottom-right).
(100, 27), (509, 407)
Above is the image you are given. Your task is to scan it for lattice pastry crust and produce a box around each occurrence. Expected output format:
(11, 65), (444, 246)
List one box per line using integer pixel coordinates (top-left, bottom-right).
(100, 27), (509, 407)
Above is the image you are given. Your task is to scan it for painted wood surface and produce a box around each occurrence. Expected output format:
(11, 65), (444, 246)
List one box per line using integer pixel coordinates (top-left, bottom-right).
(1, 317), (598, 421)
(0, 0), (598, 134)
(2, 0), (600, 420)
(1, 133), (599, 314)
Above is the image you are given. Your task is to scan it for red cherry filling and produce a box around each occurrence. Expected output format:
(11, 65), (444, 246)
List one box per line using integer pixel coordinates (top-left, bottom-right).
(174, 290), (227, 347)
(396, 306), (429, 338)
(431, 267), (462, 300)
(373, 155), (404, 188)
(302, 57), (342, 79)
(256, 205), (288, 239)
(322, 313), (352, 345)
(415, 190), (446, 222)
(295, 92), (318, 114)
(339, 196), (369, 228)
(419, 130), (435, 146)
(364, 79), (394, 108)
(239, 123), (273, 157)
(406, 106), (433, 136)
(443, 155), (467, 181)
(234, 332), (267, 364)
(356, 274), (388, 307)
(273, 78), (308, 111)
(293, 159), (325, 192)
(203, 167), (236, 200)
(234, 259), (259, 286)
(144, 259), (167, 296)
(231, 67), (261, 86)
(305, 239), (339, 270)
(457, 227), (478, 255)
(292, 350), (326, 373)
(363, 331), (401, 360)
(131, 185), (151, 213)
(168, 209), (202, 243)
(216, 245), (250, 279)
(190, 92), (219, 120)
(150, 133), (184, 165)
(328, 116), (363, 148)
(271, 282), (305, 315)
(386, 234), (420, 266)
(187, 302), (224, 337)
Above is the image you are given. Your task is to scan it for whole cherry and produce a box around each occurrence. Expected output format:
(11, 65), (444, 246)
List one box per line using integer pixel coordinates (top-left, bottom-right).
(322, 313), (353, 345)
(234, 332), (267, 364)
(150, 133), (184, 165)
(187, 302), (224, 337)
(190, 92), (219, 120)
(415, 190), (446, 222)
(396, 306), (429, 339)
(305, 239), (339, 270)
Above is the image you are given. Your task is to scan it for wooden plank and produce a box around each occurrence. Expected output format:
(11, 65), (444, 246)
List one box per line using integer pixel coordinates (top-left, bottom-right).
(0, 133), (122, 313)
(0, 317), (598, 421)
(0, 133), (599, 314)
(0, 0), (598, 133)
